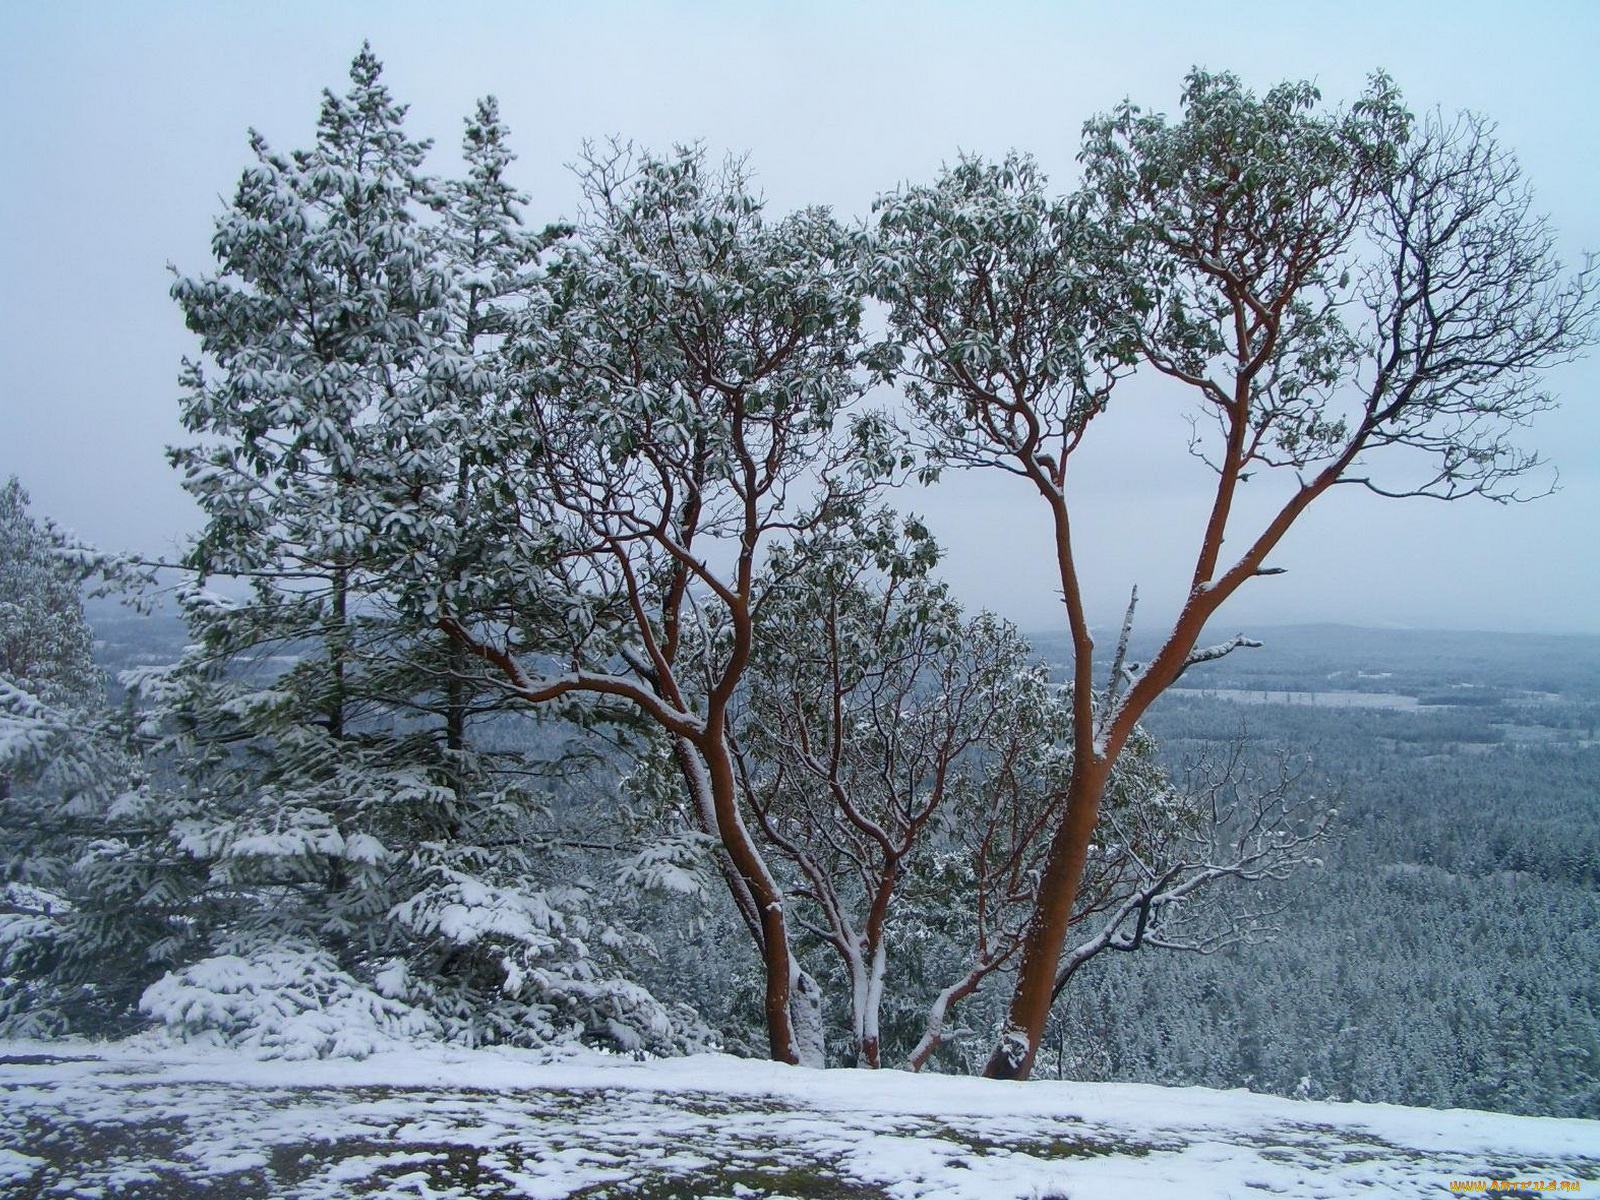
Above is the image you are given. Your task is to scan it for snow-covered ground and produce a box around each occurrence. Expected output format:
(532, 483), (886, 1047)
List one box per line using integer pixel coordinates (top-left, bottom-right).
(2, 1040), (1595, 1198)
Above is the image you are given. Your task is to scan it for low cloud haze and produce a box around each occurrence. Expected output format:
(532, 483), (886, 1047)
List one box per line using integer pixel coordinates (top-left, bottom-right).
(2, 0), (1596, 634)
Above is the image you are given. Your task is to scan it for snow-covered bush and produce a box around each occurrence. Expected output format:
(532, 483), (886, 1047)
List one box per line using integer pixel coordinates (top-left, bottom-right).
(386, 859), (712, 1054)
(140, 939), (439, 1059)
(0, 883), (77, 1037)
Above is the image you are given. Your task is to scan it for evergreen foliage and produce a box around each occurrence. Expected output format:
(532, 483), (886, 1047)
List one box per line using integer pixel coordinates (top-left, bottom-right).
(144, 50), (703, 1056)
(0, 478), (169, 1036)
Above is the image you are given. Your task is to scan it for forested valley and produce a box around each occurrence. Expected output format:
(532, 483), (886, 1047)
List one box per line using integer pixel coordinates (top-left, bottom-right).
(68, 606), (1600, 1118)
(1046, 626), (1600, 1117)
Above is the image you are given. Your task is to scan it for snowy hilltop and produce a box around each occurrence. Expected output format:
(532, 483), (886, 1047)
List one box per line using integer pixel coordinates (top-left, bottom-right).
(2, 1041), (1595, 1198)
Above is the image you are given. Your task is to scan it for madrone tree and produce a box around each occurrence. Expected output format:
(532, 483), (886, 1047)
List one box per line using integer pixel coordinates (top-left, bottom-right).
(426, 146), (888, 1065)
(728, 511), (1329, 1070)
(868, 72), (1598, 1078)
(731, 510), (1076, 1069)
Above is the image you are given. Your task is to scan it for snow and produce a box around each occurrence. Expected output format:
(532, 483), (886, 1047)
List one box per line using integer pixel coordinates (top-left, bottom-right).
(2, 1039), (1593, 1198)
(138, 942), (441, 1059)
(0, 1149), (46, 1185)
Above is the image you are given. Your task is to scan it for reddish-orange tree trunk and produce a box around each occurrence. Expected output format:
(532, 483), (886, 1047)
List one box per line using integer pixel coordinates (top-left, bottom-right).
(983, 759), (1109, 1078)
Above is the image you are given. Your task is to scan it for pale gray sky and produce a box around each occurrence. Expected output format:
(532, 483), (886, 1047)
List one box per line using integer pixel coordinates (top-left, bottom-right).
(2, 0), (1596, 635)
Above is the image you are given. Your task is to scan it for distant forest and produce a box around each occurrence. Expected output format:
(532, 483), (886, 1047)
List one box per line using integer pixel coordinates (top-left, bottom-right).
(88, 609), (1600, 1117)
(1037, 624), (1600, 1118)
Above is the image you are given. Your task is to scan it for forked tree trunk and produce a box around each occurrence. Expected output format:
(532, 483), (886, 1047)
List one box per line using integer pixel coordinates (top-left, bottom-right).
(845, 941), (887, 1068)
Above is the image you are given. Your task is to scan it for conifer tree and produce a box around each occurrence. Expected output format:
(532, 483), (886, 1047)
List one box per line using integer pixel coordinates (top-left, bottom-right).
(152, 50), (696, 1056)
(0, 476), (115, 891)
(0, 479), (179, 1035)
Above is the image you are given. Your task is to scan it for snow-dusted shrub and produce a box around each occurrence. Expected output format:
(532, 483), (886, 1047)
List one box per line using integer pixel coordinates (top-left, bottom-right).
(388, 862), (714, 1055)
(140, 938), (440, 1059)
(0, 884), (75, 1037)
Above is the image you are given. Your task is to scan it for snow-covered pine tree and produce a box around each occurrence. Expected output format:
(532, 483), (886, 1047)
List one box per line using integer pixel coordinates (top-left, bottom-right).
(151, 50), (698, 1058)
(360, 92), (572, 806)
(0, 479), (184, 1036)
(0, 476), (98, 811)
(0, 479), (99, 731)
(1, 475), (106, 1032)
(419, 97), (554, 803)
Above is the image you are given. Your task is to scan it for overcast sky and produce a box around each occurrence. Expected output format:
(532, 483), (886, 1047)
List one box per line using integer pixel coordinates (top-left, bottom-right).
(2, 1), (1596, 637)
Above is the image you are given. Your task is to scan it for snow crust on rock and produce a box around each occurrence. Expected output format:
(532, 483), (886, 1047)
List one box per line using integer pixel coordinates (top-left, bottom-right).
(2, 1039), (1594, 1199)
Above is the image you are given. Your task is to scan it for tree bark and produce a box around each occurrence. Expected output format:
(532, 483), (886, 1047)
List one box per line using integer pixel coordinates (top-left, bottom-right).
(982, 755), (1111, 1078)
(698, 722), (801, 1065)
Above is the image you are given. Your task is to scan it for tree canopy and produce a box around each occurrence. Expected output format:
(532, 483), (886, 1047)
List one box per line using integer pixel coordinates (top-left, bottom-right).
(867, 67), (1596, 1077)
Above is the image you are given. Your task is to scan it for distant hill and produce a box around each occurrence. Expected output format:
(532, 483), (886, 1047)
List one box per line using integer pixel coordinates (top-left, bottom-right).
(1025, 623), (1600, 701)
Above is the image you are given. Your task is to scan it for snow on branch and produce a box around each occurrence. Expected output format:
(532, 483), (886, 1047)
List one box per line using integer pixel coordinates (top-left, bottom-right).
(1177, 634), (1262, 679)
(1051, 742), (1333, 1004)
(1103, 585), (1139, 703)
(437, 616), (703, 738)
